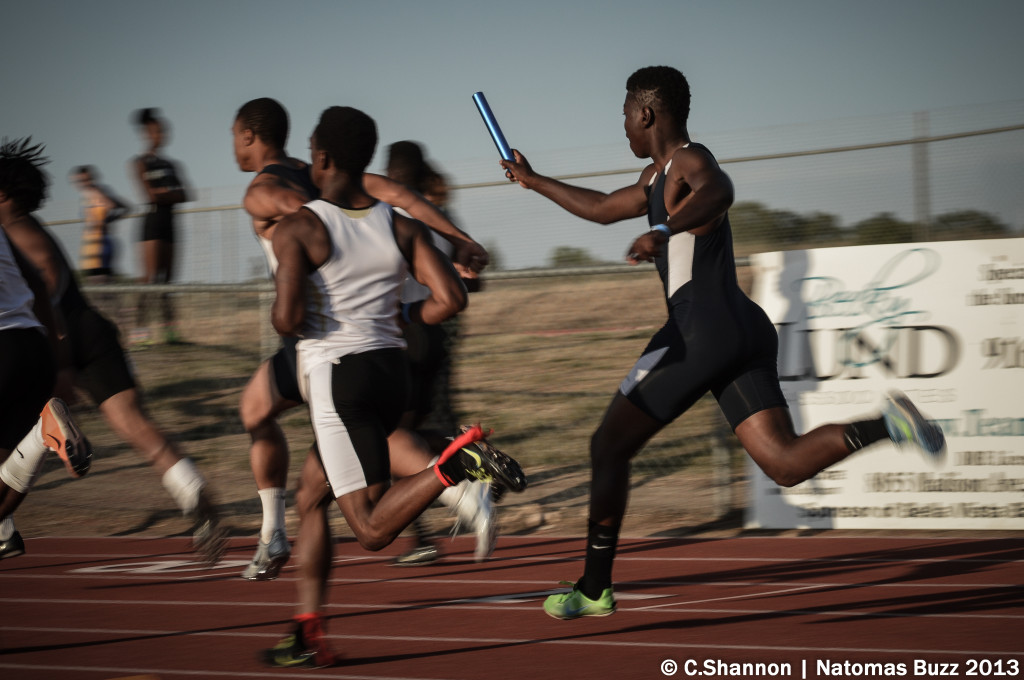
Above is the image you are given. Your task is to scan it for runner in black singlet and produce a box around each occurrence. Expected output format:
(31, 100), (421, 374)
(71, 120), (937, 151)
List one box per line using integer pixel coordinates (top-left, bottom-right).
(499, 65), (946, 620)
(254, 163), (315, 405)
(622, 145), (785, 428)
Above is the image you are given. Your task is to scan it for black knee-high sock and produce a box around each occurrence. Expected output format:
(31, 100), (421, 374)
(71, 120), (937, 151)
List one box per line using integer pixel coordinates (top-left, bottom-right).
(844, 418), (890, 452)
(581, 519), (620, 599)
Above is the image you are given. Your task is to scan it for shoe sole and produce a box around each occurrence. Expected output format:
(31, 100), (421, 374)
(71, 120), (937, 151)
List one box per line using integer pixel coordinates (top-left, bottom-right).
(471, 439), (528, 493)
(544, 605), (617, 620)
(41, 398), (92, 478)
(392, 547), (440, 566)
(260, 650), (325, 669)
(0, 538), (25, 560)
(242, 551), (291, 580)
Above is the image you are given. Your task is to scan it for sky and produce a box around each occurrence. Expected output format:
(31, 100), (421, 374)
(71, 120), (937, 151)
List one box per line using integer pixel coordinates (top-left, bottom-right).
(2, 0), (1023, 267)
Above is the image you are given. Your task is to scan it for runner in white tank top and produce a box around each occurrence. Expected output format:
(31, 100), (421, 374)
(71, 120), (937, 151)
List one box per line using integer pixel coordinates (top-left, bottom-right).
(1, 140), (93, 561)
(231, 98), (496, 582)
(262, 106), (526, 669)
(295, 200), (406, 376)
(0, 230), (41, 333)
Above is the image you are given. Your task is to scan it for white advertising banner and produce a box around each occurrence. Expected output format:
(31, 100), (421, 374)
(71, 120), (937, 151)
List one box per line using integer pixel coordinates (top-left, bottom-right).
(748, 238), (1024, 529)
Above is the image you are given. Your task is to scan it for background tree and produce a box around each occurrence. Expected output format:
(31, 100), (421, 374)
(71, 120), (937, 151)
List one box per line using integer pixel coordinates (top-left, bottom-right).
(548, 245), (602, 268)
(930, 210), (1010, 240)
(853, 212), (915, 245)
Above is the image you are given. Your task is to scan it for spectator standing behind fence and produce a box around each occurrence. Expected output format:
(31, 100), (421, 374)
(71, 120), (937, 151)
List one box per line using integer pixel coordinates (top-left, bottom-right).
(70, 165), (129, 283)
(129, 107), (189, 344)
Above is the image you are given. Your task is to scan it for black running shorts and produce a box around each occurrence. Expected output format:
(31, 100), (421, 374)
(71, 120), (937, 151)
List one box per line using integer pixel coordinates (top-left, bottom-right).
(270, 336), (304, 404)
(305, 348), (409, 498)
(620, 315), (788, 430)
(0, 328), (55, 451)
(141, 208), (175, 243)
(65, 306), (136, 404)
(401, 320), (449, 421)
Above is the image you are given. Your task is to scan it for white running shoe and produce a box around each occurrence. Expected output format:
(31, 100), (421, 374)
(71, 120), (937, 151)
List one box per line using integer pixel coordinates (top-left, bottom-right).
(241, 529), (291, 580)
(446, 480), (497, 562)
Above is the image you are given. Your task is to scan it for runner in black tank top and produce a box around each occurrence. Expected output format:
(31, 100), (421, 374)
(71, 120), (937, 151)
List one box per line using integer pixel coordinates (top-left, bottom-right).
(257, 163), (320, 201)
(232, 98), (324, 582)
(625, 144), (784, 427)
(499, 65), (945, 620)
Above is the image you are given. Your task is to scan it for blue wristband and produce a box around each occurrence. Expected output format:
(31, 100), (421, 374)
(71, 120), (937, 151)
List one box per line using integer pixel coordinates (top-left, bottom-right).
(653, 224), (672, 237)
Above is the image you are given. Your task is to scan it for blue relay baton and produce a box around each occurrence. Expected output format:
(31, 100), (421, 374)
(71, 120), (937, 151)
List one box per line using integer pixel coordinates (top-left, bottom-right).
(472, 92), (514, 161)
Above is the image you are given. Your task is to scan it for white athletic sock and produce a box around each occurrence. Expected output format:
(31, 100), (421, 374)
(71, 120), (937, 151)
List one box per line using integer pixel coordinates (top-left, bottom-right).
(22, 417), (47, 455)
(258, 487), (287, 543)
(0, 418), (48, 494)
(0, 516), (15, 541)
(161, 458), (206, 515)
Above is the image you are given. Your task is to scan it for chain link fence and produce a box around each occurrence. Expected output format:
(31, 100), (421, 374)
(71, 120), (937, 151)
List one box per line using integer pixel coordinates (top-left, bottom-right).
(43, 103), (1024, 532)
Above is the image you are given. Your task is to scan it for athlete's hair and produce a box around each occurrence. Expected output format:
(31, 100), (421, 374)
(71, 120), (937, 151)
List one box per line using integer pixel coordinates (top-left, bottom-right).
(0, 137), (50, 213)
(134, 107), (163, 128)
(236, 97), (289, 149)
(387, 140), (440, 194)
(626, 66), (691, 128)
(313, 106), (377, 175)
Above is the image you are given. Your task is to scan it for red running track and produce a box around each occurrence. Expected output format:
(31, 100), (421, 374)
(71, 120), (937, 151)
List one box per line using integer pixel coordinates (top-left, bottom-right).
(1, 534), (1022, 679)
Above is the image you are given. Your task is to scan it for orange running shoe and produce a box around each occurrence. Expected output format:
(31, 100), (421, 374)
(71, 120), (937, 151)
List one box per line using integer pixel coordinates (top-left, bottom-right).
(39, 398), (92, 478)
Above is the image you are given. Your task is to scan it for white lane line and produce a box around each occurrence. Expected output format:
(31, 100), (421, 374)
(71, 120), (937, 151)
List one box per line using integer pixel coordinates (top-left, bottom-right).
(446, 590), (667, 604)
(2, 627), (1023, 658)
(8, 552), (1022, 565)
(2, 596), (1022, 620)
(631, 584), (828, 610)
(2, 571), (1020, 590)
(0, 662), (442, 680)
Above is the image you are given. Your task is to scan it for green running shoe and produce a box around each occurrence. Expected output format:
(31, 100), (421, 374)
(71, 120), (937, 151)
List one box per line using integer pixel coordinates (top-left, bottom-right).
(543, 581), (616, 620)
(881, 390), (946, 464)
(261, 634), (321, 669)
(261, 619), (336, 669)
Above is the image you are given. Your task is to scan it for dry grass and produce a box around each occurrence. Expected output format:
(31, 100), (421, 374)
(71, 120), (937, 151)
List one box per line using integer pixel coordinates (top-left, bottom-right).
(16, 271), (747, 543)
